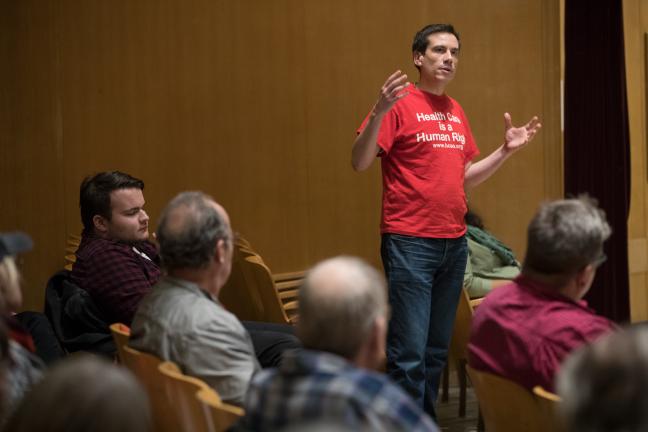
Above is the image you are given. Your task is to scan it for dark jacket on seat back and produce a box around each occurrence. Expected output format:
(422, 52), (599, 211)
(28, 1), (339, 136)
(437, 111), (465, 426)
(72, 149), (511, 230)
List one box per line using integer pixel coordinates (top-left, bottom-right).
(44, 270), (114, 357)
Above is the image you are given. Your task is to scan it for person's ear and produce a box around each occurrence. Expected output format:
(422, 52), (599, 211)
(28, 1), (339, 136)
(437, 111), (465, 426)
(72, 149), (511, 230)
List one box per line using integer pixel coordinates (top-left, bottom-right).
(576, 265), (594, 288)
(413, 51), (423, 67)
(92, 215), (108, 234)
(214, 239), (226, 264)
(368, 315), (387, 370)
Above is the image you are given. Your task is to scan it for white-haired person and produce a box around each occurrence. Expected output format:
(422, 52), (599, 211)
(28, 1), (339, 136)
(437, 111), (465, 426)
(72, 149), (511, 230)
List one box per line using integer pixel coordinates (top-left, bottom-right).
(0, 232), (45, 423)
(241, 256), (438, 431)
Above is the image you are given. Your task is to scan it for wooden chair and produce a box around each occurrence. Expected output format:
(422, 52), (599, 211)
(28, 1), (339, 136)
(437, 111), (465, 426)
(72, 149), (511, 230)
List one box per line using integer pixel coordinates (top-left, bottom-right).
(467, 365), (556, 432)
(219, 234), (304, 324)
(109, 322), (131, 363)
(121, 345), (180, 432)
(533, 386), (565, 432)
(64, 233), (81, 271)
(272, 270), (305, 324)
(446, 290), (483, 417)
(197, 387), (245, 431)
(158, 362), (243, 432)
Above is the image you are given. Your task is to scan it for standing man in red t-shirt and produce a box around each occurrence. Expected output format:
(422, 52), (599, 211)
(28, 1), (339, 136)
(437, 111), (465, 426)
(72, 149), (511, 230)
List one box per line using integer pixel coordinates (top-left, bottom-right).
(352, 24), (541, 418)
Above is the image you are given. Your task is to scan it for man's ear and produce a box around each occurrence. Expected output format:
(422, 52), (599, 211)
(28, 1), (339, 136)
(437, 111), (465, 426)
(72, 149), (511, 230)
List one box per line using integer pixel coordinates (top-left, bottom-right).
(575, 265), (593, 287)
(413, 51), (423, 66)
(366, 315), (387, 371)
(570, 264), (596, 300)
(92, 215), (108, 234)
(214, 239), (226, 264)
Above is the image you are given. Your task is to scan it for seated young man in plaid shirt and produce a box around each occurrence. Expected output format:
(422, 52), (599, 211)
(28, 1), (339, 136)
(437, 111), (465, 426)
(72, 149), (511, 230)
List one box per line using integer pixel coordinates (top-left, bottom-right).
(240, 256), (438, 431)
(71, 171), (299, 370)
(71, 171), (159, 326)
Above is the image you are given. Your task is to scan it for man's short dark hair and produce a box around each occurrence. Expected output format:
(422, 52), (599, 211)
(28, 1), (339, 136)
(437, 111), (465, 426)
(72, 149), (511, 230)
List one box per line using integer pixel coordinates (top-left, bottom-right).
(79, 171), (144, 232)
(412, 23), (461, 55)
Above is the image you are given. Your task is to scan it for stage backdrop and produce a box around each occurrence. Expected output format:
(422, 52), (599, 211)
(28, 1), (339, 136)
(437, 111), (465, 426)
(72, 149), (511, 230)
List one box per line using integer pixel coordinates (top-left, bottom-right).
(0, 0), (562, 312)
(623, 0), (648, 322)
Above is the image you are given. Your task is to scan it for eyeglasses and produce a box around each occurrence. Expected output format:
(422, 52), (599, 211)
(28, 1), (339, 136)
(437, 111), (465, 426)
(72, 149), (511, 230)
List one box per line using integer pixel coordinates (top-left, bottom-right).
(591, 253), (607, 268)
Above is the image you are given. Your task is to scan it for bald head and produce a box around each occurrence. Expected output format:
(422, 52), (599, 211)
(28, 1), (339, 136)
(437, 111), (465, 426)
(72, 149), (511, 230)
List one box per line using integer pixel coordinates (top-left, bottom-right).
(156, 191), (232, 271)
(297, 256), (387, 360)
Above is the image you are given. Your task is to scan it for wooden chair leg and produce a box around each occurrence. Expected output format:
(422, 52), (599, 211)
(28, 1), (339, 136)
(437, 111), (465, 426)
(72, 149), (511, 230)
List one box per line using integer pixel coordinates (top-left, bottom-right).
(458, 359), (467, 417)
(441, 363), (449, 402)
(477, 407), (484, 431)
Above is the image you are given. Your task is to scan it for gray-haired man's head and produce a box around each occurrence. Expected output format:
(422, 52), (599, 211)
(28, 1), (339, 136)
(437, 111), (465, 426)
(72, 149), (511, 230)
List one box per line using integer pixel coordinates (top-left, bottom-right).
(156, 191), (232, 274)
(523, 196), (611, 279)
(297, 256), (388, 366)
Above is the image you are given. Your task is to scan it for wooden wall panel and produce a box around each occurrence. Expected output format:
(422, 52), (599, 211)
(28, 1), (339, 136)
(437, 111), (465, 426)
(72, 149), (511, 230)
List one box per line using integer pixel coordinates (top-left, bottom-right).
(452, 0), (563, 256)
(1, 1), (67, 311)
(624, 0), (648, 322)
(1, 0), (561, 311)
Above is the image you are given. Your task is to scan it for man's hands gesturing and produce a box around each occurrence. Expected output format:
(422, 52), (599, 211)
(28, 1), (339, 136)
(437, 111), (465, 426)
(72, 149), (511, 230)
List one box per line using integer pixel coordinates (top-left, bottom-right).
(352, 70), (409, 171)
(373, 70), (410, 117)
(503, 113), (542, 154)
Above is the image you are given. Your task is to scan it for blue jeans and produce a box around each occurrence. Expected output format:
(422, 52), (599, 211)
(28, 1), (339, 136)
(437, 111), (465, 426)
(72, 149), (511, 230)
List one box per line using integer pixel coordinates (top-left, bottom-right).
(381, 233), (468, 418)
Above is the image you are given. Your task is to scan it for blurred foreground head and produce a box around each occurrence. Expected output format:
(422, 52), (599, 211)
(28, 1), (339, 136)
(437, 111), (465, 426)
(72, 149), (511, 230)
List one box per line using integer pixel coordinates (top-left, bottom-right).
(557, 325), (648, 432)
(6, 355), (151, 432)
(0, 232), (32, 312)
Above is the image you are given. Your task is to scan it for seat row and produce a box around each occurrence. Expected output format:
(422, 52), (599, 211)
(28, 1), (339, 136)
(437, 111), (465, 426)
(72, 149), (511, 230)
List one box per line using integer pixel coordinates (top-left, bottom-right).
(444, 289), (564, 431)
(110, 323), (243, 432)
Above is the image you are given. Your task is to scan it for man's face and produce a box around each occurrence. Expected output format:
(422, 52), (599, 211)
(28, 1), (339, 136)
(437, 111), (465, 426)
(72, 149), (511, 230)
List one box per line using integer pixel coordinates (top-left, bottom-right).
(104, 188), (150, 243)
(414, 32), (460, 84)
(211, 201), (234, 293)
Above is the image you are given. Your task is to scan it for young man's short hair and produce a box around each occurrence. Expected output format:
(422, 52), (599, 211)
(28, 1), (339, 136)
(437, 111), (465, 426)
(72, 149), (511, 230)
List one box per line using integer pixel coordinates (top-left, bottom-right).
(79, 171), (144, 232)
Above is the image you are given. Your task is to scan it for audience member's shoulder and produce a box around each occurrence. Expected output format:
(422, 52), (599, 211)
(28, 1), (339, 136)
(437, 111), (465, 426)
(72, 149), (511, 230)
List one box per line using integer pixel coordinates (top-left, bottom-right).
(187, 296), (246, 335)
(77, 235), (130, 260)
(344, 366), (410, 403)
(351, 368), (435, 430)
(476, 281), (517, 307)
(543, 304), (615, 342)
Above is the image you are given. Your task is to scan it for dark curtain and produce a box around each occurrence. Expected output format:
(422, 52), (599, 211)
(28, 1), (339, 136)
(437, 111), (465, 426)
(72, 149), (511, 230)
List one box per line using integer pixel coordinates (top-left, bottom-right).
(564, 0), (630, 323)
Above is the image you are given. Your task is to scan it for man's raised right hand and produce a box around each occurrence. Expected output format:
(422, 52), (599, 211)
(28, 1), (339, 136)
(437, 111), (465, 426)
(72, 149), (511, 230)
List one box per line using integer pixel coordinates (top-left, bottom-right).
(373, 70), (410, 116)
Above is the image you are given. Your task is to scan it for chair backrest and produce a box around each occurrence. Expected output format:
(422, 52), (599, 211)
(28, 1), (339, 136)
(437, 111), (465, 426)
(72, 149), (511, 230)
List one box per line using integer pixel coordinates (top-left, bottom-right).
(467, 365), (552, 432)
(218, 236), (267, 322)
(533, 386), (565, 432)
(449, 289), (478, 361)
(121, 345), (180, 432)
(197, 386), (245, 431)
(158, 361), (215, 432)
(109, 322), (131, 363)
(64, 234), (81, 271)
(219, 235), (293, 324)
(273, 270), (305, 324)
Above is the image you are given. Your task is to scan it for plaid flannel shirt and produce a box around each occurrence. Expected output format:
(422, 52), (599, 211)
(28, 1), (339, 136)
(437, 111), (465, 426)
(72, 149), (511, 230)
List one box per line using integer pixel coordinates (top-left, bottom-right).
(71, 233), (161, 325)
(241, 349), (438, 432)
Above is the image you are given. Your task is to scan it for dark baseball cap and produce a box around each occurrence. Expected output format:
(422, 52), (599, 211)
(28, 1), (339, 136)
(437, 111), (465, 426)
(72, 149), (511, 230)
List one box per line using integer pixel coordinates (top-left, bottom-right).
(0, 232), (33, 259)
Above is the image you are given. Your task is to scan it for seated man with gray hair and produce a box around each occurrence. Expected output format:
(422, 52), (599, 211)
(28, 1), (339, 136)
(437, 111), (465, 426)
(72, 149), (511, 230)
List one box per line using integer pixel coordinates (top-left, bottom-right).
(468, 196), (617, 392)
(240, 256), (438, 431)
(129, 191), (260, 406)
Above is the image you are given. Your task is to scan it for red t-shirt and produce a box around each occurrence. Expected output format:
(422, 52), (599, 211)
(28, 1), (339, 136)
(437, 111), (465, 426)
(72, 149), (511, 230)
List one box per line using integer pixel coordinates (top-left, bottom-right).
(359, 84), (479, 238)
